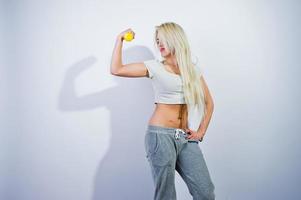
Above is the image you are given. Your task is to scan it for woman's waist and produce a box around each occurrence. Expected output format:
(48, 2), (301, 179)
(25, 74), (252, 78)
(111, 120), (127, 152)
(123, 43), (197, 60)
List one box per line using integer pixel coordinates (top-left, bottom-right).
(149, 110), (188, 129)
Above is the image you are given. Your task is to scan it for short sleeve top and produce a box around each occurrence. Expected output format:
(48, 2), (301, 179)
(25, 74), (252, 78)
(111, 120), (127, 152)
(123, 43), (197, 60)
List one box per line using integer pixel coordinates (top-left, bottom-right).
(143, 59), (203, 104)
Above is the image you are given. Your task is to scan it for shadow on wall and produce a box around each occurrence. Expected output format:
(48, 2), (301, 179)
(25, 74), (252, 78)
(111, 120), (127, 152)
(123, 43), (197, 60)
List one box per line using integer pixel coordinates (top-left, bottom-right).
(58, 45), (157, 199)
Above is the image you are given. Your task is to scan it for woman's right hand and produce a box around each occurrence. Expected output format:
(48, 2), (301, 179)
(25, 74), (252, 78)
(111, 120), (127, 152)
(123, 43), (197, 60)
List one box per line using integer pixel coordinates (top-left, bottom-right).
(117, 28), (135, 41)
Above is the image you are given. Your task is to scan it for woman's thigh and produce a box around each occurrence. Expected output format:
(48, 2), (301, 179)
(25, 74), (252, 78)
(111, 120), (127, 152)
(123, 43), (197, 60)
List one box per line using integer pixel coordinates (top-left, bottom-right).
(176, 143), (215, 199)
(144, 131), (176, 167)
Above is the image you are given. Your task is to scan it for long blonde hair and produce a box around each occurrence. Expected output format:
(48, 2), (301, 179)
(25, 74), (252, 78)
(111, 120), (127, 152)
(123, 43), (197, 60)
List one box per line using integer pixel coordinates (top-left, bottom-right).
(153, 22), (206, 121)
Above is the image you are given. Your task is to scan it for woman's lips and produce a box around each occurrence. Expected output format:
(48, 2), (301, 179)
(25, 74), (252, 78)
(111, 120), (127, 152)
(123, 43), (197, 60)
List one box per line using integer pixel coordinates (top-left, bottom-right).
(160, 48), (165, 52)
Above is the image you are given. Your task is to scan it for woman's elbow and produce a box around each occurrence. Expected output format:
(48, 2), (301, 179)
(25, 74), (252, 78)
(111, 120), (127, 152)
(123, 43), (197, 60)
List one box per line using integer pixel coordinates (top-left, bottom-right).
(110, 69), (117, 75)
(110, 66), (120, 75)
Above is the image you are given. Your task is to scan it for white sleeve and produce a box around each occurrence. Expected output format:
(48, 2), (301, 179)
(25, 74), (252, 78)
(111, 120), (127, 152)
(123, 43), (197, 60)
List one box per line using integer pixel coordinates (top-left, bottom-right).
(143, 59), (156, 79)
(194, 63), (204, 77)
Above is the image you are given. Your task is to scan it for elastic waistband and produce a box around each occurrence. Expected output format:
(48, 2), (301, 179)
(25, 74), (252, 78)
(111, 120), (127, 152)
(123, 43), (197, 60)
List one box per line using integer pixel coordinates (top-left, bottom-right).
(146, 124), (200, 143)
(146, 124), (186, 134)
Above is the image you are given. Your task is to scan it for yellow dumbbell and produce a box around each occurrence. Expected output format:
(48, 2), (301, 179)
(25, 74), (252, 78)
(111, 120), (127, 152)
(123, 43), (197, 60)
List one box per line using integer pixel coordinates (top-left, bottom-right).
(123, 32), (134, 42)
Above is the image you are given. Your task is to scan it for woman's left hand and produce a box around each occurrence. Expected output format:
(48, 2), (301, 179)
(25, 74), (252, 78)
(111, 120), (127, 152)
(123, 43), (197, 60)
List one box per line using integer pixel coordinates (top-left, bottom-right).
(185, 128), (204, 141)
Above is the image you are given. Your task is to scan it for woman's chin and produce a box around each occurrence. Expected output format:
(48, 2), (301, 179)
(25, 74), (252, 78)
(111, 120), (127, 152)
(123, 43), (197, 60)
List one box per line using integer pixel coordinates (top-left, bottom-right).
(160, 52), (170, 57)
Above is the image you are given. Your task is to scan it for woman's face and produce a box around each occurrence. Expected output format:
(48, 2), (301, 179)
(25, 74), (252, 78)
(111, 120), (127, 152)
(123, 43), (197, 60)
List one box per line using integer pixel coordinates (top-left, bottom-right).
(156, 37), (171, 57)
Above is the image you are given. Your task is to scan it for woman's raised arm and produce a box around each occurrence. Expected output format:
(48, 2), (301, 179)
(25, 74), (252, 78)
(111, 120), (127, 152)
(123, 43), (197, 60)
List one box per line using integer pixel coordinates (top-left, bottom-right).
(110, 29), (149, 78)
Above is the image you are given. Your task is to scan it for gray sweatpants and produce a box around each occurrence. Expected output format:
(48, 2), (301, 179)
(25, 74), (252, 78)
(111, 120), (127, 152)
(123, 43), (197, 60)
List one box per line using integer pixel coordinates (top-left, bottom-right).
(144, 125), (215, 200)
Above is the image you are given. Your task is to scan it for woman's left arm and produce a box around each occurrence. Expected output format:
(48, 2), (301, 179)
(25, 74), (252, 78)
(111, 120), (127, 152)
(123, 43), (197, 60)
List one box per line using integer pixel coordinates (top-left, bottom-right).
(186, 76), (214, 141)
(197, 76), (214, 140)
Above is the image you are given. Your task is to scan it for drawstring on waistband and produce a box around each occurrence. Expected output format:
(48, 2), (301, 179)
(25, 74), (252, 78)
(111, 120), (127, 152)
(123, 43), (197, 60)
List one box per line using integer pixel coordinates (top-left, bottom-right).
(174, 129), (186, 140)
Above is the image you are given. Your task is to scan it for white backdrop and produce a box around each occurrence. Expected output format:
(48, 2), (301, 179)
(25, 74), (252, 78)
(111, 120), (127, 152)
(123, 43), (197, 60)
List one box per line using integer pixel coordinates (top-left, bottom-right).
(2, 0), (301, 199)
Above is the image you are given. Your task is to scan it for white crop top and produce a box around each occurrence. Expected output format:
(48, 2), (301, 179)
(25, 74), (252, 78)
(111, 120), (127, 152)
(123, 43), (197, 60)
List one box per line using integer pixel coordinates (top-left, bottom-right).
(143, 59), (203, 104)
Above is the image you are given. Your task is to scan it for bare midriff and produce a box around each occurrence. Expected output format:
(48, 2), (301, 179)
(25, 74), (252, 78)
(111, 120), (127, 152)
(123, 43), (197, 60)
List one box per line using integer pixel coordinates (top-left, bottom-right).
(148, 103), (188, 129)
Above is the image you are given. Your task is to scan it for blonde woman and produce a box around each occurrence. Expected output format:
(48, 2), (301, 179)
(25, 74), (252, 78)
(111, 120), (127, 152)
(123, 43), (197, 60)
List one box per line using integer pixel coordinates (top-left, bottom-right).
(110, 22), (215, 200)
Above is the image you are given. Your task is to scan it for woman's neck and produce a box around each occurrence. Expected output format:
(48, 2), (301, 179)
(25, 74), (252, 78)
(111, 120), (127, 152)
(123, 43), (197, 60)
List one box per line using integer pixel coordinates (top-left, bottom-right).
(163, 56), (178, 68)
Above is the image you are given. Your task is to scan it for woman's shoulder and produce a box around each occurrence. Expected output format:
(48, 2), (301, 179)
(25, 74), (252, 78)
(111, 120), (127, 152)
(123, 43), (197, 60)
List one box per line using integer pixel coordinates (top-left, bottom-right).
(193, 62), (204, 76)
(143, 58), (161, 79)
(144, 58), (161, 63)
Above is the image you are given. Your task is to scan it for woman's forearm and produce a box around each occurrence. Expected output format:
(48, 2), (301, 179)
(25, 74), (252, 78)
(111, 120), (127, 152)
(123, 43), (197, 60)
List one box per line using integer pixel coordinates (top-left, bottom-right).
(197, 102), (214, 137)
(110, 36), (123, 74)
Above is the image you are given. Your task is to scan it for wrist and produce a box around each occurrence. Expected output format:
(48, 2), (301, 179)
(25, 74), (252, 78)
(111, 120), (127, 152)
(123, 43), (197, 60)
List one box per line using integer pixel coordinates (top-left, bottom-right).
(117, 35), (123, 42)
(197, 131), (204, 136)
